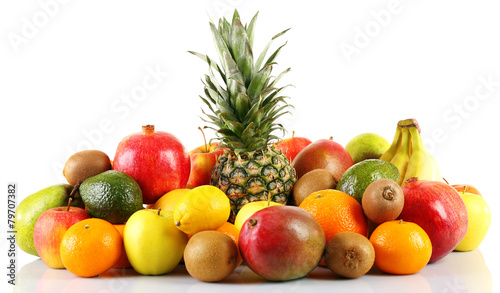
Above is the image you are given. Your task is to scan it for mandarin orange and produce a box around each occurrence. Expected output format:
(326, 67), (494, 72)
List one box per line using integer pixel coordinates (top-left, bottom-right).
(369, 220), (432, 275)
(60, 218), (122, 277)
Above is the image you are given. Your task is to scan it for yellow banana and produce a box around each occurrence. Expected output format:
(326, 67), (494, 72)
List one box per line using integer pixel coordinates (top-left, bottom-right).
(403, 126), (441, 184)
(380, 126), (401, 162)
(389, 127), (411, 185)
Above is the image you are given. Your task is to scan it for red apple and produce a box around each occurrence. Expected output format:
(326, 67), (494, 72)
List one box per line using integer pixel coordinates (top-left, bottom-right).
(399, 177), (468, 263)
(113, 125), (191, 204)
(239, 205), (325, 281)
(186, 128), (226, 188)
(291, 137), (353, 182)
(275, 131), (312, 163)
(443, 178), (482, 197)
(33, 206), (91, 269)
(452, 184), (482, 197)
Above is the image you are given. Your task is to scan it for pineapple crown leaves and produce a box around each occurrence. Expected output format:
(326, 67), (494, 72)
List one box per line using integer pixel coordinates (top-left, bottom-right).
(189, 10), (293, 154)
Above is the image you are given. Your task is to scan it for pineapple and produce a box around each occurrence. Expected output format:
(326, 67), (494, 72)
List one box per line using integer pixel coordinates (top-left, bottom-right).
(190, 10), (297, 222)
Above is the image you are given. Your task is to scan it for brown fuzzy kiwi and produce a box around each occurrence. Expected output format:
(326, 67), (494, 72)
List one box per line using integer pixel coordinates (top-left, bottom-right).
(324, 231), (375, 278)
(63, 150), (111, 186)
(183, 230), (238, 282)
(292, 169), (337, 206)
(361, 178), (404, 224)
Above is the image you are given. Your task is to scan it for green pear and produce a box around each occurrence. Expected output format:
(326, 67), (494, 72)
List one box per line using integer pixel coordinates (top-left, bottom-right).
(345, 133), (390, 164)
(14, 184), (85, 256)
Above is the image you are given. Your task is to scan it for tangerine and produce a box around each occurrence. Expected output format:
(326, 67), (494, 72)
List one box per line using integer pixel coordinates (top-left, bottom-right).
(112, 224), (132, 269)
(299, 189), (368, 242)
(369, 220), (432, 275)
(215, 221), (242, 267)
(60, 218), (122, 277)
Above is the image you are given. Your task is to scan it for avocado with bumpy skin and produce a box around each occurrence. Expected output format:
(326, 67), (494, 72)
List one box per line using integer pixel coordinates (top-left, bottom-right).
(79, 170), (143, 224)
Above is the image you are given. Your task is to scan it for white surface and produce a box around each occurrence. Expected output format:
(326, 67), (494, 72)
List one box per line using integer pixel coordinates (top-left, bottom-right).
(1, 1), (499, 292)
(13, 250), (492, 293)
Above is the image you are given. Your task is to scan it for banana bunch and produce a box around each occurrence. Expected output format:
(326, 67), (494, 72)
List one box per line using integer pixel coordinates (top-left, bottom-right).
(380, 119), (441, 185)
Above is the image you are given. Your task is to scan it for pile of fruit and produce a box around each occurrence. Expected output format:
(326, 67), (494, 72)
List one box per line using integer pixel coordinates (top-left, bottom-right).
(15, 10), (491, 283)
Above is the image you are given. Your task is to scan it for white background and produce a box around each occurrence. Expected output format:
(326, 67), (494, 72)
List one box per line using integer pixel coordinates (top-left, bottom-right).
(1, 0), (499, 292)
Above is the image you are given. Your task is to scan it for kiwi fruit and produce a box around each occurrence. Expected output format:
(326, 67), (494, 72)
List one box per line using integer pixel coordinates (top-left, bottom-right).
(63, 150), (111, 186)
(361, 179), (404, 224)
(183, 230), (238, 282)
(292, 169), (336, 206)
(324, 231), (375, 278)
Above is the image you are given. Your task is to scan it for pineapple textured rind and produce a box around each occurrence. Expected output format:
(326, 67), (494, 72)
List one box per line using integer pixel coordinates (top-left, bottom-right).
(191, 10), (297, 222)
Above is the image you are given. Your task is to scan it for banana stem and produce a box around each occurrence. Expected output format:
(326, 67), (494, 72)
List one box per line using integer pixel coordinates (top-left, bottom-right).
(397, 119), (421, 133)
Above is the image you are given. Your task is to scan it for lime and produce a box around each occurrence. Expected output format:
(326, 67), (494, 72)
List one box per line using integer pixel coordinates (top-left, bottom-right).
(80, 170), (143, 224)
(336, 159), (399, 203)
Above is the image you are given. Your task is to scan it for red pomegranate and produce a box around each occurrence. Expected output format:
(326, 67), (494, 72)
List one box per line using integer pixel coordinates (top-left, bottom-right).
(399, 177), (468, 263)
(113, 125), (190, 204)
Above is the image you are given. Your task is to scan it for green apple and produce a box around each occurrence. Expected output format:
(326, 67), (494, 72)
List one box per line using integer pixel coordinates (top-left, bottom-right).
(454, 192), (491, 252)
(345, 133), (390, 164)
(124, 209), (188, 275)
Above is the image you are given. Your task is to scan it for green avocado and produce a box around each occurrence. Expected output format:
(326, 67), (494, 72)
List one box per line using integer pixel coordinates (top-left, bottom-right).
(79, 170), (143, 224)
(14, 184), (85, 256)
(336, 159), (399, 203)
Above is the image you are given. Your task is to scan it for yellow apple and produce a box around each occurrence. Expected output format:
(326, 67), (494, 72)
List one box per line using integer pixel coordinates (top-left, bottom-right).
(124, 209), (188, 275)
(454, 193), (491, 252)
(150, 188), (191, 211)
(234, 201), (283, 231)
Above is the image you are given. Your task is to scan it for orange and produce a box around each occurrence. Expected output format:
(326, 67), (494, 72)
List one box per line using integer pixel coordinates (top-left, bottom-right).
(112, 224), (132, 269)
(369, 220), (432, 275)
(60, 218), (122, 277)
(215, 221), (242, 267)
(299, 189), (368, 242)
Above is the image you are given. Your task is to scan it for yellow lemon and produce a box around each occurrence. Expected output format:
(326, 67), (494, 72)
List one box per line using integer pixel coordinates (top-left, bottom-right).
(234, 200), (282, 231)
(150, 189), (191, 211)
(454, 193), (491, 252)
(173, 185), (230, 235)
